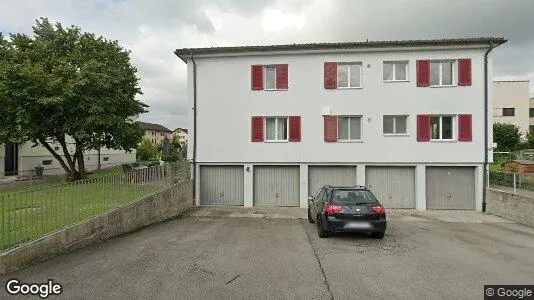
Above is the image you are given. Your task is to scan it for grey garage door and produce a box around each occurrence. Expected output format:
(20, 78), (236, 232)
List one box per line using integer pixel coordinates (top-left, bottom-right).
(200, 166), (244, 205)
(308, 166), (357, 197)
(254, 166), (299, 206)
(365, 166), (416, 208)
(426, 167), (475, 210)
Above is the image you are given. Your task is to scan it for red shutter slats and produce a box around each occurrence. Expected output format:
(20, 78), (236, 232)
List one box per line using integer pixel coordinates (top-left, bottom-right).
(276, 64), (288, 90)
(417, 115), (431, 141)
(416, 60), (430, 87)
(251, 116), (264, 142)
(324, 116), (338, 142)
(324, 62), (337, 89)
(251, 65), (264, 90)
(458, 59), (472, 86)
(458, 114), (473, 141)
(288, 116), (301, 142)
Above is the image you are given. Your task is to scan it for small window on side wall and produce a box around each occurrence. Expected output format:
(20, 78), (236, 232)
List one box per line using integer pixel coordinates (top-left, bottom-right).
(502, 108), (515, 116)
(383, 115), (408, 135)
(383, 61), (408, 81)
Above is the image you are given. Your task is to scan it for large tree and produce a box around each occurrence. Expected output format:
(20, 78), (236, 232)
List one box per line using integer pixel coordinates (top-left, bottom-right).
(0, 18), (147, 180)
(493, 123), (521, 152)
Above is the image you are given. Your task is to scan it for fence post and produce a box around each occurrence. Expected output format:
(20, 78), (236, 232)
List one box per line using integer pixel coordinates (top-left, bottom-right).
(513, 173), (517, 194)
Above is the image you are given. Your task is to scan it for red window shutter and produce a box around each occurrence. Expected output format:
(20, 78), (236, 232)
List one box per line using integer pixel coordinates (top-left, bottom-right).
(324, 62), (337, 89)
(251, 116), (264, 142)
(324, 116), (338, 142)
(458, 114), (472, 141)
(458, 59), (472, 86)
(276, 64), (288, 90)
(417, 115), (431, 142)
(288, 116), (301, 142)
(416, 60), (430, 87)
(251, 65), (264, 90)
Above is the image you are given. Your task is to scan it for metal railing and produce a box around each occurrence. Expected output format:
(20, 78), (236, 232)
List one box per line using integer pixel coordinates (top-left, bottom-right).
(0, 162), (190, 251)
(487, 169), (534, 194)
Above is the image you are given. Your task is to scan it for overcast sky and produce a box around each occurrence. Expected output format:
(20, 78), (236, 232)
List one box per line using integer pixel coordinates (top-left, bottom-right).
(1, 0), (533, 130)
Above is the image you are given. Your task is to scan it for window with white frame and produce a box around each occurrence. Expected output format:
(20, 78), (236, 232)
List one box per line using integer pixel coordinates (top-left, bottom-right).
(337, 63), (362, 88)
(383, 115), (408, 134)
(430, 115), (454, 140)
(430, 61), (454, 86)
(383, 61), (408, 81)
(265, 117), (288, 141)
(265, 66), (276, 90)
(338, 116), (362, 140)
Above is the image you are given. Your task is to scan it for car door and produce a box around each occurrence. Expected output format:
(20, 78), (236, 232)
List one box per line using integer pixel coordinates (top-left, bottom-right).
(312, 188), (326, 221)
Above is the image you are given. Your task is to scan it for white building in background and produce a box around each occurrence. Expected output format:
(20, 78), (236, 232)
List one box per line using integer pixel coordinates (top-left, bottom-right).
(175, 37), (506, 212)
(492, 80), (530, 135)
(1, 141), (136, 178)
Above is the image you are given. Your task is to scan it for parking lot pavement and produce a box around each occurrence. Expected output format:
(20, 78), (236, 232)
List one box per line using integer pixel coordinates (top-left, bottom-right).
(1, 209), (534, 299)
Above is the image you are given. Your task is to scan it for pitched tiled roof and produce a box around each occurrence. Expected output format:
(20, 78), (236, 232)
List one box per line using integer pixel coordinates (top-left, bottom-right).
(173, 128), (188, 134)
(139, 122), (172, 133)
(174, 37), (506, 61)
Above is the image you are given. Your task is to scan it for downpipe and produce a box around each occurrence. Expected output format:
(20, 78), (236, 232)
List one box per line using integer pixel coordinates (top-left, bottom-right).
(190, 53), (198, 206)
(482, 43), (495, 212)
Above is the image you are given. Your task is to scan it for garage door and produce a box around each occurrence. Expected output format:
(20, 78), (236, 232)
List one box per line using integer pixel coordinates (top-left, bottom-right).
(365, 166), (415, 208)
(254, 166), (299, 206)
(308, 166), (357, 197)
(200, 166), (244, 205)
(426, 167), (475, 210)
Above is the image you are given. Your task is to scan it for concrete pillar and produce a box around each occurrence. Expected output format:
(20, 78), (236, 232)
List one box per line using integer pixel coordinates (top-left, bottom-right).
(356, 164), (366, 187)
(244, 164), (254, 207)
(475, 165), (483, 212)
(195, 164), (200, 206)
(300, 164), (308, 208)
(415, 164), (426, 210)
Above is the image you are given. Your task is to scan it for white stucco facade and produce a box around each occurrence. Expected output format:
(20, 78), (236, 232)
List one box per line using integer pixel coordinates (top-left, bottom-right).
(180, 39), (503, 211)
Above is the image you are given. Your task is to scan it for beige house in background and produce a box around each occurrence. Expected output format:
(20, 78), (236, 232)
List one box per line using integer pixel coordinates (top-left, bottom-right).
(530, 97), (534, 132)
(492, 80), (530, 135)
(140, 122), (172, 145)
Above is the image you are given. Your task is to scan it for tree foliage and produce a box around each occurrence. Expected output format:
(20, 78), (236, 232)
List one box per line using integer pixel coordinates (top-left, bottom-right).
(161, 136), (187, 162)
(0, 18), (147, 180)
(136, 139), (159, 161)
(493, 123), (521, 152)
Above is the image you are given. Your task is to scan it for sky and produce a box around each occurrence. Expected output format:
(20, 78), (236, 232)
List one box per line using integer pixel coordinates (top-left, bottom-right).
(1, 0), (534, 130)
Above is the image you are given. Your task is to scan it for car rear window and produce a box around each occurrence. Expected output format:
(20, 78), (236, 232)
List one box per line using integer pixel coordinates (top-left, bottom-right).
(331, 190), (379, 206)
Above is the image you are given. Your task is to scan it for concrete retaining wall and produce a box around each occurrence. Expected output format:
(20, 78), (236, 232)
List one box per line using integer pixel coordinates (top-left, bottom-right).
(486, 188), (534, 227)
(0, 180), (193, 274)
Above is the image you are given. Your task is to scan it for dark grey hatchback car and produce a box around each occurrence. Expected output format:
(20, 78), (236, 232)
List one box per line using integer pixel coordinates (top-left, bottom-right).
(308, 185), (387, 238)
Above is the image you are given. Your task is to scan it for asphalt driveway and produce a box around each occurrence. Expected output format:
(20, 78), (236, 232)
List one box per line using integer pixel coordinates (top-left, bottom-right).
(1, 207), (534, 299)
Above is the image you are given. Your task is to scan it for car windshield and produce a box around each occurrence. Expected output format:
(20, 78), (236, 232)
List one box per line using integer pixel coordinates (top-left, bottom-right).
(331, 190), (379, 206)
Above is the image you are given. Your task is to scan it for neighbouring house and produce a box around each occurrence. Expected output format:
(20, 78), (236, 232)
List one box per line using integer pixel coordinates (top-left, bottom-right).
(530, 97), (534, 133)
(492, 80), (530, 135)
(172, 128), (189, 143)
(174, 37), (506, 211)
(0, 141), (136, 178)
(140, 122), (172, 145)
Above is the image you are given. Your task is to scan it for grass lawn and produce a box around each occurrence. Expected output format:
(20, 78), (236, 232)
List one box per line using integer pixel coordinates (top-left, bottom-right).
(0, 173), (164, 251)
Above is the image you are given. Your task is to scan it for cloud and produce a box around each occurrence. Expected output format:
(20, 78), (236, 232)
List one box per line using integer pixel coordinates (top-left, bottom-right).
(1, 0), (533, 129)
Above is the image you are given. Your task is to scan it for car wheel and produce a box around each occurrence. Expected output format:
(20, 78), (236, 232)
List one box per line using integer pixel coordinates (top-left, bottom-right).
(371, 231), (385, 239)
(308, 209), (314, 223)
(317, 216), (328, 238)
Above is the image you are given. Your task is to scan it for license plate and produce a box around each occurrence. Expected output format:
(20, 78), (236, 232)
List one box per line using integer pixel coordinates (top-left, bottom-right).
(345, 222), (371, 229)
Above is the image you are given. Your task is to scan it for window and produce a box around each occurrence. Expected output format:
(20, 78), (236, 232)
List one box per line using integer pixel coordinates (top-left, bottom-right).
(265, 117), (288, 141)
(383, 61), (408, 81)
(530, 108), (534, 118)
(338, 116), (362, 140)
(430, 116), (454, 140)
(265, 66), (276, 90)
(430, 61), (454, 86)
(337, 63), (362, 88)
(103, 157), (109, 162)
(42, 160), (53, 166)
(530, 125), (534, 133)
(383, 115), (408, 134)
(502, 108), (515, 116)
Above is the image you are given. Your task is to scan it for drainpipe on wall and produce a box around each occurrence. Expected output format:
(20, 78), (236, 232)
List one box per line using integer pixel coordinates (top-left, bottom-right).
(190, 52), (198, 205)
(483, 43), (495, 212)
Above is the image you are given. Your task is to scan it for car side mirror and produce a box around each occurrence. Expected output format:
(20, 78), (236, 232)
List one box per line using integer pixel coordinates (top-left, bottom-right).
(308, 196), (315, 201)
